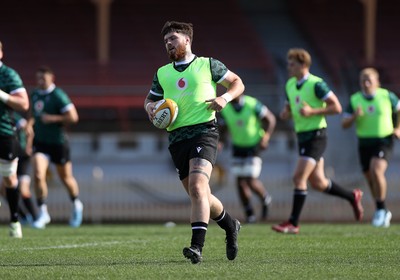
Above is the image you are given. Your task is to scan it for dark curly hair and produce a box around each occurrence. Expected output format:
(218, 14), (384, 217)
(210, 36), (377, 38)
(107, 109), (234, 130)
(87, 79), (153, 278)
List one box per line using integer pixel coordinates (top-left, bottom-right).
(161, 21), (193, 43)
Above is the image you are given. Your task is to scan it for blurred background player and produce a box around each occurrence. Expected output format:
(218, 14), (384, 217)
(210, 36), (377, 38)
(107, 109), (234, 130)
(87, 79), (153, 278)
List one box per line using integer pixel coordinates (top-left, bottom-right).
(0, 41), (30, 237)
(272, 48), (364, 234)
(144, 21), (243, 264)
(342, 67), (400, 228)
(29, 66), (83, 228)
(219, 94), (275, 223)
(0, 112), (38, 225)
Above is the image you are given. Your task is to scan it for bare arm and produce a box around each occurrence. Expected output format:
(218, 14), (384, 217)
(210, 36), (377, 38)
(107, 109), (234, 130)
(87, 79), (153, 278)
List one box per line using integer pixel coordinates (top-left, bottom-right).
(279, 102), (292, 120)
(260, 109), (276, 150)
(144, 96), (157, 121)
(341, 115), (355, 129)
(41, 105), (79, 125)
(342, 106), (363, 129)
(205, 70), (245, 112)
(0, 90), (29, 112)
(21, 119), (34, 156)
(300, 93), (342, 117)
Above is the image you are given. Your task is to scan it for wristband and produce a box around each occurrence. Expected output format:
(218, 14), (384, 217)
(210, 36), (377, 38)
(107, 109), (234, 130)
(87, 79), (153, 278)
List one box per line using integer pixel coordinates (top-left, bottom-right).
(221, 93), (233, 103)
(0, 90), (10, 103)
(145, 102), (151, 112)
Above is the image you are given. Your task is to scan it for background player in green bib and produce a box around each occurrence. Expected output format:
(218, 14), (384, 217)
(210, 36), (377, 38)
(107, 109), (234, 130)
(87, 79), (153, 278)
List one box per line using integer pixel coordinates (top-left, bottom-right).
(272, 48), (364, 234)
(342, 68), (400, 228)
(219, 94), (275, 223)
(144, 21), (244, 264)
(0, 41), (30, 238)
(29, 66), (83, 228)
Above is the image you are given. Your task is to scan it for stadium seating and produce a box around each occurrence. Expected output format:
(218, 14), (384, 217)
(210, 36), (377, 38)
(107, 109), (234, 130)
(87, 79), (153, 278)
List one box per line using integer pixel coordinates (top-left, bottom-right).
(1, 0), (277, 131)
(287, 0), (400, 92)
(1, 0), (277, 86)
(1, 0), (97, 85)
(109, 0), (276, 85)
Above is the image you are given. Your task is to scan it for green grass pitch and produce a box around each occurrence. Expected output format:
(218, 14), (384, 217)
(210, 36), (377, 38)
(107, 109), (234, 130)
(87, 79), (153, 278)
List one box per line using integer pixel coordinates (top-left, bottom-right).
(0, 223), (399, 279)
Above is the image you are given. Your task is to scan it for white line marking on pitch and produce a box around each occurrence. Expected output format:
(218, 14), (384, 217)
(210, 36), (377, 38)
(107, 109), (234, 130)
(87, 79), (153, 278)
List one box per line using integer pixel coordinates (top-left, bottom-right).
(0, 240), (146, 251)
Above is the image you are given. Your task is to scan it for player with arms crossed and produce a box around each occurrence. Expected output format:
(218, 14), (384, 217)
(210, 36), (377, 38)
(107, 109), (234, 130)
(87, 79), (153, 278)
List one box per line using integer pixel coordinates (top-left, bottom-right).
(144, 21), (243, 264)
(272, 48), (364, 234)
(0, 41), (30, 238)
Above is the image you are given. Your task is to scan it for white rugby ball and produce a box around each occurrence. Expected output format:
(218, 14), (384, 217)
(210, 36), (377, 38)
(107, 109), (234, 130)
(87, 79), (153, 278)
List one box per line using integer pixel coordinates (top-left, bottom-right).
(152, 98), (178, 129)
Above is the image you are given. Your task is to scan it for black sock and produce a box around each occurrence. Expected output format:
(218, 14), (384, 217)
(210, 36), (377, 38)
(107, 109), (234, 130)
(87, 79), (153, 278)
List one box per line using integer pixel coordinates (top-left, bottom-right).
(376, 200), (386, 210)
(213, 209), (235, 232)
(18, 207), (27, 219)
(6, 187), (20, 223)
(289, 189), (307, 227)
(191, 222), (208, 251)
(23, 197), (38, 220)
(324, 180), (353, 201)
(37, 198), (46, 207)
(244, 203), (254, 217)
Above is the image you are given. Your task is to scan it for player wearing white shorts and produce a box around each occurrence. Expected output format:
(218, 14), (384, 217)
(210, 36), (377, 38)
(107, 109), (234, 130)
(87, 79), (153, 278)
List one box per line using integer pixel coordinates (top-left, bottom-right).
(219, 94), (275, 223)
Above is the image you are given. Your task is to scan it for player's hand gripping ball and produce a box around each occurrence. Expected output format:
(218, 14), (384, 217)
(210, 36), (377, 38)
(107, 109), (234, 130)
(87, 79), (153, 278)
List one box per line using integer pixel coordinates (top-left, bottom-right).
(152, 98), (179, 129)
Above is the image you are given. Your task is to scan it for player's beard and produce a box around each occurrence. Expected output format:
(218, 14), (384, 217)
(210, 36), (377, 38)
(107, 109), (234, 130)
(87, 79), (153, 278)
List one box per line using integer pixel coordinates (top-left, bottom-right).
(167, 43), (186, 61)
